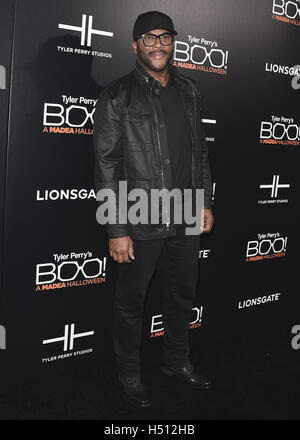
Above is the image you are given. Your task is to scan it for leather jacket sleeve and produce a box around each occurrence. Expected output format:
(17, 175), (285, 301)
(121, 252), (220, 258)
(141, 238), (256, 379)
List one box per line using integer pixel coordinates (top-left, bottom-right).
(93, 87), (129, 239)
(198, 94), (213, 210)
(185, 77), (213, 210)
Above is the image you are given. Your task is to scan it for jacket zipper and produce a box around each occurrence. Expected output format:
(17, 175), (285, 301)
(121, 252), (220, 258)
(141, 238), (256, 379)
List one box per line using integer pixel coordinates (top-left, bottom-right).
(192, 89), (198, 189)
(134, 65), (199, 229)
(149, 81), (170, 229)
(136, 68), (170, 230)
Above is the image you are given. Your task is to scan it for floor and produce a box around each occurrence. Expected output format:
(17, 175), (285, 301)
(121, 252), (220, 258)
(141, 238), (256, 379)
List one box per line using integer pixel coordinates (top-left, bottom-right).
(0, 340), (299, 420)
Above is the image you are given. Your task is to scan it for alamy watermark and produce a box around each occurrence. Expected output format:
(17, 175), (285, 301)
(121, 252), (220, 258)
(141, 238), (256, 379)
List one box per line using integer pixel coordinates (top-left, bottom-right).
(291, 65), (300, 90)
(291, 325), (300, 350)
(0, 65), (6, 90)
(0, 325), (6, 350)
(96, 181), (205, 235)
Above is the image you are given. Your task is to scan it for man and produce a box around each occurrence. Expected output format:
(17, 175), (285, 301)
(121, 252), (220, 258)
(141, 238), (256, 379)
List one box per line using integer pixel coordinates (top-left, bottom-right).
(93, 11), (214, 408)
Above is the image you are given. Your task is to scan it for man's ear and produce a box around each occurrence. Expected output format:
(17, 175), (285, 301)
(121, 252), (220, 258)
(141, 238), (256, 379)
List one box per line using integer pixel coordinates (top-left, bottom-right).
(132, 41), (137, 55)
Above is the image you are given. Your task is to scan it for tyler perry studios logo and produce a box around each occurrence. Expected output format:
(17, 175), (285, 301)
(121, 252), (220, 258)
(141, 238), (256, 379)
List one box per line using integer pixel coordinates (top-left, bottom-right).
(259, 115), (300, 146)
(245, 232), (287, 262)
(272, 0), (300, 26)
(258, 174), (290, 205)
(35, 251), (107, 293)
(173, 34), (229, 75)
(42, 323), (94, 363)
(57, 13), (113, 58)
(150, 306), (203, 338)
(42, 94), (97, 135)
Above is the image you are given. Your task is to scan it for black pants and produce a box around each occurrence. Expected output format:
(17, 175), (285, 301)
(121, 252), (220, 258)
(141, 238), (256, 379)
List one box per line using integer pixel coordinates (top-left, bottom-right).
(112, 232), (201, 376)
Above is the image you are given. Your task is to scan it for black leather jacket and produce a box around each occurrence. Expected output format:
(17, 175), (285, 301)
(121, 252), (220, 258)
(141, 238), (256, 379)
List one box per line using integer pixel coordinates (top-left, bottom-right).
(93, 59), (213, 240)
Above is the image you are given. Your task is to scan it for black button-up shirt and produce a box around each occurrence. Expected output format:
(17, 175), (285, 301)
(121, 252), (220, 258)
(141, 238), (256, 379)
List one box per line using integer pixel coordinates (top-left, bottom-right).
(158, 70), (192, 192)
(158, 69), (193, 234)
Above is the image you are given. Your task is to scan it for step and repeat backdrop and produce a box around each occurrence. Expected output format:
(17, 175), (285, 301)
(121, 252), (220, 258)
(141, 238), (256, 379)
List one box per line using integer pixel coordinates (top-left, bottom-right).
(0, 0), (299, 383)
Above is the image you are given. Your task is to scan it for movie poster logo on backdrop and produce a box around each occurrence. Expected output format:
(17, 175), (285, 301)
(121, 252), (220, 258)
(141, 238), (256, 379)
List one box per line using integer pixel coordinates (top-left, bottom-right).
(272, 0), (300, 26)
(150, 306), (203, 338)
(35, 251), (107, 292)
(259, 115), (300, 146)
(173, 34), (229, 75)
(245, 232), (288, 262)
(42, 95), (96, 135)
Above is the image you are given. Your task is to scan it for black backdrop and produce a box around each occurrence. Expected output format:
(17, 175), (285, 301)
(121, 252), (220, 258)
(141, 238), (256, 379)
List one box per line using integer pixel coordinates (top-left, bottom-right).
(0, 0), (299, 384)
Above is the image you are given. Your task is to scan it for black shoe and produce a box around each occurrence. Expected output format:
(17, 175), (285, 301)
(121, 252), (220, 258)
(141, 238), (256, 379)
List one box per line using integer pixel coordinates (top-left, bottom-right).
(161, 362), (212, 390)
(118, 374), (151, 408)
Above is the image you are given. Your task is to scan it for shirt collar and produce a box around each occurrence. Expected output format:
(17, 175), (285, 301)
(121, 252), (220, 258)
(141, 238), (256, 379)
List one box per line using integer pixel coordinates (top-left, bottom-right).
(164, 69), (174, 88)
(134, 59), (175, 88)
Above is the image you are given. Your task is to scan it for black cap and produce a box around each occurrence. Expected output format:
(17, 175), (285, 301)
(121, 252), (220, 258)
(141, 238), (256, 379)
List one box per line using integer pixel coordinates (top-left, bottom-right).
(133, 11), (177, 41)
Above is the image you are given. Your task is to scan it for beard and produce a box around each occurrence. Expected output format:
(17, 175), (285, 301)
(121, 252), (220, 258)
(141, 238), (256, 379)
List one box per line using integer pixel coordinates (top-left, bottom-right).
(137, 45), (174, 72)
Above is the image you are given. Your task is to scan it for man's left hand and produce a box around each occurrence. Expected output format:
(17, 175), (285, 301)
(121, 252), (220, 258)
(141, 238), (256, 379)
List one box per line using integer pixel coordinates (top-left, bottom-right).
(201, 209), (214, 233)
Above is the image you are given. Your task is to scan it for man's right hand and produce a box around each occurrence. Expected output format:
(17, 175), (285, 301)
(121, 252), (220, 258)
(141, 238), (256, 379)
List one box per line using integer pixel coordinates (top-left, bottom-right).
(109, 236), (135, 263)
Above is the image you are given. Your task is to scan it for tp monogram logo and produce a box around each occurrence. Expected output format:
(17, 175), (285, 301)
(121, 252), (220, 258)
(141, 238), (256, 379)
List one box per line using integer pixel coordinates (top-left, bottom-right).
(58, 14), (113, 46)
(43, 324), (94, 351)
(260, 175), (290, 197)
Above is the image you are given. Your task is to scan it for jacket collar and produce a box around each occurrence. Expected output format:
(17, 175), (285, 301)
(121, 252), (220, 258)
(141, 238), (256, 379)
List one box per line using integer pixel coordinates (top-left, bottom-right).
(133, 58), (177, 89)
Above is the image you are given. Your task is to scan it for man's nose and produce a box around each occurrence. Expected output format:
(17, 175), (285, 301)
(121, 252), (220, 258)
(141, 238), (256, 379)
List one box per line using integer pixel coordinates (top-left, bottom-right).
(153, 37), (163, 49)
